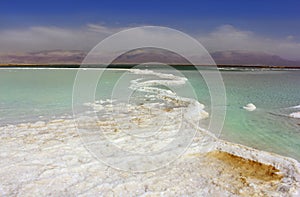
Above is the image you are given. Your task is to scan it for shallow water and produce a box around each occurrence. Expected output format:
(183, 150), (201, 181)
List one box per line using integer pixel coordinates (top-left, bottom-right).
(0, 68), (299, 160)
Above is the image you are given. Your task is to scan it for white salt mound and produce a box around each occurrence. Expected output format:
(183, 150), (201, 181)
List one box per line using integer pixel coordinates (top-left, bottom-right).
(289, 112), (300, 119)
(243, 103), (256, 111)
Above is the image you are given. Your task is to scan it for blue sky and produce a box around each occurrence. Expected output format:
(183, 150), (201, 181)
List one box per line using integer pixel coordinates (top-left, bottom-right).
(1, 0), (300, 59)
(1, 0), (299, 36)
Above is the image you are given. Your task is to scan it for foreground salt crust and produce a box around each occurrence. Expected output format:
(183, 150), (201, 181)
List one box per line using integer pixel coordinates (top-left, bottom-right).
(0, 117), (299, 196)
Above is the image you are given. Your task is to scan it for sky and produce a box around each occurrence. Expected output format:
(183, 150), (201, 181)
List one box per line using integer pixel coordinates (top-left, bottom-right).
(1, 0), (300, 60)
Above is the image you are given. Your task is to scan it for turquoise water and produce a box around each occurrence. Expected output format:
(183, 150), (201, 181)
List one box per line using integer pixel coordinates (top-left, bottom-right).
(188, 70), (300, 159)
(221, 71), (300, 158)
(0, 68), (299, 160)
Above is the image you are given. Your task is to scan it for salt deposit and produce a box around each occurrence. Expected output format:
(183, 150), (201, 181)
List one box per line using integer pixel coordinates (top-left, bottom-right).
(243, 103), (256, 111)
(0, 117), (299, 196)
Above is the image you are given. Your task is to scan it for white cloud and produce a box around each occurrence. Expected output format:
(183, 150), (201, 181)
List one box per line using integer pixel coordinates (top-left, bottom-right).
(0, 24), (122, 53)
(198, 25), (300, 60)
(0, 24), (299, 60)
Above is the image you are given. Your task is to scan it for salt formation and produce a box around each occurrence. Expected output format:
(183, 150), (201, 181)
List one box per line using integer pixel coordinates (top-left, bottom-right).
(0, 116), (299, 196)
(289, 112), (300, 119)
(243, 103), (256, 111)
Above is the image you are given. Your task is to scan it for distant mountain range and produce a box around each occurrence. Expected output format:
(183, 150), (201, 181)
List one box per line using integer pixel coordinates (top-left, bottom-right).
(0, 50), (86, 65)
(0, 49), (299, 67)
(211, 50), (300, 67)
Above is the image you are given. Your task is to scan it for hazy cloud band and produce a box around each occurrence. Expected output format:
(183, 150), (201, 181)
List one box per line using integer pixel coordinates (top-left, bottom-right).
(0, 24), (299, 60)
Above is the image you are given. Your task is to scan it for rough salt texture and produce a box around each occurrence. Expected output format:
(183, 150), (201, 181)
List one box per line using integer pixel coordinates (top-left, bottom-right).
(1, 118), (300, 196)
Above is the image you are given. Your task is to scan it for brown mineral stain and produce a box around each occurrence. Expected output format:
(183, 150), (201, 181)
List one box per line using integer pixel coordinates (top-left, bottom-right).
(206, 151), (283, 182)
(163, 108), (172, 112)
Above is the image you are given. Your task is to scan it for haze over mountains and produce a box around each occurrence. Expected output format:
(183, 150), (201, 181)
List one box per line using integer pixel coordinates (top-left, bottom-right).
(0, 49), (299, 67)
